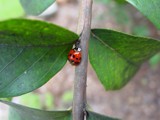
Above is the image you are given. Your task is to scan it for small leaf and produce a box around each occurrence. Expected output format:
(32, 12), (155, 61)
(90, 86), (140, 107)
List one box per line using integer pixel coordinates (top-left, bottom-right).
(89, 29), (160, 90)
(19, 93), (41, 109)
(0, 100), (71, 120)
(0, 0), (24, 20)
(126, 0), (160, 29)
(19, 0), (55, 15)
(87, 111), (120, 120)
(114, 0), (127, 4)
(0, 19), (78, 97)
(149, 53), (160, 66)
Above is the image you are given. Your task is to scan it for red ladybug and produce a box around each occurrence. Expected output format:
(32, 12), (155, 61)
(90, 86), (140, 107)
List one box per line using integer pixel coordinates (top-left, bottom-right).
(68, 48), (81, 66)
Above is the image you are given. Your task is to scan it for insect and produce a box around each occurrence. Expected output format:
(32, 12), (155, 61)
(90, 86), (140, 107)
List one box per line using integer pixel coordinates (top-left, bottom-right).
(68, 40), (82, 66)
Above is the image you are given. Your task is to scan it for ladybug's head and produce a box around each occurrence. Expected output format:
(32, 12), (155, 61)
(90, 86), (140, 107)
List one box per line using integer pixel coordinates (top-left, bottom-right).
(74, 47), (81, 52)
(73, 40), (81, 52)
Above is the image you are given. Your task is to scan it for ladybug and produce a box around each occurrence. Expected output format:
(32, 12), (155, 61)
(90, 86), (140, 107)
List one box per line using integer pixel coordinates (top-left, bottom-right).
(68, 48), (82, 66)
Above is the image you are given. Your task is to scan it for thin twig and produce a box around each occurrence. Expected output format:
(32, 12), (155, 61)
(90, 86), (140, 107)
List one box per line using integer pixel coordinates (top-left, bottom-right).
(72, 0), (93, 120)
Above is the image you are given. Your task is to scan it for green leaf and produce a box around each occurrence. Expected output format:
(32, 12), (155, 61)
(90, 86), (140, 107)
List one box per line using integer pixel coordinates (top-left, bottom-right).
(19, 0), (55, 15)
(0, 100), (119, 120)
(0, 0), (24, 20)
(0, 100), (71, 120)
(87, 111), (119, 120)
(0, 19), (78, 98)
(114, 0), (126, 4)
(126, 0), (160, 29)
(89, 29), (160, 90)
(149, 53), (160, 66)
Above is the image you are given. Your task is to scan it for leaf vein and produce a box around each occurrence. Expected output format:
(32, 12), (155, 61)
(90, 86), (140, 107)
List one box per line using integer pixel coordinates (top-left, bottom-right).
(91, 31), (137, 66)
(0, 48), (24, 74)
(0, 48), (49, 92)
(32, 47), (68, 86)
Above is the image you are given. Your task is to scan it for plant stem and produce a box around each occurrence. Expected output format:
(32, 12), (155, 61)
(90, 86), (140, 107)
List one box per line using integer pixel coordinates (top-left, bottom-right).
(72, 0), (92, 120)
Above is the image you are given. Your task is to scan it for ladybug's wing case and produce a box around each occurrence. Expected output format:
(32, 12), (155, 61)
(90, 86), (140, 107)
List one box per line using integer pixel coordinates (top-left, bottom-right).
(68, 49), (81, 65)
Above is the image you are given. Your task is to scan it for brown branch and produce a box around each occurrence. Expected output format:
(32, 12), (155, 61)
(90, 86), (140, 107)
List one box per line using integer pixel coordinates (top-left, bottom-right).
(72, 0), (93, 120)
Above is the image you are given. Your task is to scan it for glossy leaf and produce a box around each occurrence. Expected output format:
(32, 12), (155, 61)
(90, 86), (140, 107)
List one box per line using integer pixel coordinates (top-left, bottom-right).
(0, 100), (71, 120)
(0, 19), (78, 97)
(126, 0), (160, 29)
(87, 111), (119, 120)
(0, 0), (24, 20)
(114, 0), (126, 4)
(0, 100), (119, 120)
(89, 29), (160, 90)
(19, 0), (55, 15)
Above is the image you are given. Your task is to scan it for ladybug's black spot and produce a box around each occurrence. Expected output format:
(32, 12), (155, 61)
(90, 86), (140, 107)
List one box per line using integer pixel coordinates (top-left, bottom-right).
(75, 62), (80, 65)
(76, 58), (78, 60)
(69, 54), (72, 56)
(73, 55), (75, 58)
